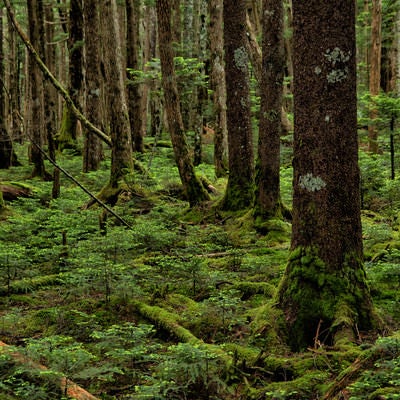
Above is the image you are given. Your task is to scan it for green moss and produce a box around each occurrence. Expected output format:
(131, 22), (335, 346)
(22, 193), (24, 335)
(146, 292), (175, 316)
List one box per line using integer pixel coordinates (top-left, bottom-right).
(278, 246), (374, 351)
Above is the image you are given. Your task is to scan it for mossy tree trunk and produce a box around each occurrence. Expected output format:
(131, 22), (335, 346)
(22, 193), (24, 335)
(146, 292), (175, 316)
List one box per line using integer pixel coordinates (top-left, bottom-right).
(222, 0), (254, 211)
(208, 0), (228, 177)
(254, 0), (284, 220)
(156, 0), (210, 207)
(277, 0), (374, 351)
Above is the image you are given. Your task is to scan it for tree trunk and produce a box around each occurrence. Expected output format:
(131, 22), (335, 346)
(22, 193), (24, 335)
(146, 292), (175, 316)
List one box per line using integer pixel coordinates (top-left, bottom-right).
(27, 0), (49, 180)
(126, 0), (145, 153)
(58, 0), (84, 151)
(208, 0), (228, 177)
(254, 0), (284, 220)
(222, 0), (254, 211)
(0, 7), (13, 169)
(156, 0), (210, 207)
(368, 0), (382, 154)
(83, 0), (103, 172)
(101, 0), (133, 189)
(277, 0), (374, 351)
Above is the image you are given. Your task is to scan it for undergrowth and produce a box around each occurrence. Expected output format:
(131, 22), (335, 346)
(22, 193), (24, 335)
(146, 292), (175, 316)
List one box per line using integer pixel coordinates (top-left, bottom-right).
(0, 141), (399, 399)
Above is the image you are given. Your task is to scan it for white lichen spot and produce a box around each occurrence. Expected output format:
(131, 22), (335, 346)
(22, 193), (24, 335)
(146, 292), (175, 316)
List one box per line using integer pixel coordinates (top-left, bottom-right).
(299, 173), (327, 192)
(314, 66), (322, 75)
(326, 67), (349, 83)
(324, 47), (351, 66)
(234, 47), (248, 72)
(325, 115), (330, 123)
(264, 9), (275, 17)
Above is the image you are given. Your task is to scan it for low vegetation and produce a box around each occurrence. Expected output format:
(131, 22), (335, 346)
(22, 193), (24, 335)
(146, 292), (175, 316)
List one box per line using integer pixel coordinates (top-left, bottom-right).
(0, 137), (399, 399)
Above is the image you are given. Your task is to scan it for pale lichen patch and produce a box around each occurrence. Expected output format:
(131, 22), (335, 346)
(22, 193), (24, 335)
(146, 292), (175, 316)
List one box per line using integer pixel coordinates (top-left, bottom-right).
(299, 173), (327, 192)
(234, 47), (248, 72)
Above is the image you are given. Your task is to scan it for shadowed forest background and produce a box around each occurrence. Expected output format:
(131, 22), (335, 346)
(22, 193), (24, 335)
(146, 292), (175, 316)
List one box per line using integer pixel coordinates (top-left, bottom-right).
(0, 0), (400, 399)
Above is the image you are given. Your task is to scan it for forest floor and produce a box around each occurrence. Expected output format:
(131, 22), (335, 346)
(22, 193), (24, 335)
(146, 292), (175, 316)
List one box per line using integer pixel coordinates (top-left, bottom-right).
(0, 139), (399, 400)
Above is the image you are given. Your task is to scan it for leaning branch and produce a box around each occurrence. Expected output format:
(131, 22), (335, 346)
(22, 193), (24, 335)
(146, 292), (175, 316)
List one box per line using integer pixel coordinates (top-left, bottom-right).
(3, 0), (112, 147)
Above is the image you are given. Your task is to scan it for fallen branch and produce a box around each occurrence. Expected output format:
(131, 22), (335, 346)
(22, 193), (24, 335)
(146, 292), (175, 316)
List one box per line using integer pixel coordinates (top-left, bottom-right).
(3, 0), (112, 147)
(30, 139), (133, 230)
(0, 341), (99, 400)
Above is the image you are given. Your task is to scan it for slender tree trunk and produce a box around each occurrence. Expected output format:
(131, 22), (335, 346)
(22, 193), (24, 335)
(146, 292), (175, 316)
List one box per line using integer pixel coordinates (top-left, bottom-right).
(368, 0), (382, 153)
(254, 0), (284, 221)
(101, 0), (133, 189)
(277, 0), (374, 351)
(208, 0), (228, 177)
(156, 0), (210, 207)
(222, 0), (254, 211)
(58, 0), (84, 151)
(27, 0), (49, 179)
(0, 7), (13, 169)
(83, 0), (103, 172)
(126, 0), (145, 153)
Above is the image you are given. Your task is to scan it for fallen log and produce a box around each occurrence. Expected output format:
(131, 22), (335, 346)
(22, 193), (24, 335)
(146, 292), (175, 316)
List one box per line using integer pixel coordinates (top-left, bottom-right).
(0, 340), (99, 400)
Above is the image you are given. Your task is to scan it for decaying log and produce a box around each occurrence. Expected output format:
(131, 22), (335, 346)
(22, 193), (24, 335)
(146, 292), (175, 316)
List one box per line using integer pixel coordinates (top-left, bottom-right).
(0, 341), (99, 400)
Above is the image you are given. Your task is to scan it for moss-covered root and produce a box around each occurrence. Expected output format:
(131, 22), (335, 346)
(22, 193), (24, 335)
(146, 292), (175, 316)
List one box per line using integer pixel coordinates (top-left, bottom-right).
(323, 333), (400, 400)
(277, 246), (375, 351)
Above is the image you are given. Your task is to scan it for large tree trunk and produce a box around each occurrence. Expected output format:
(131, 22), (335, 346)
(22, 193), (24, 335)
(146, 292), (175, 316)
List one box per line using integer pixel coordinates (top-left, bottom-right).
(368, 0), (382, 153)
(156, 0), (210, 207)
(254, 0), (284, 220)
(83, 0), (103, 172)
(277, 0), (375, 351)
(221, 0), (254, 211)
(208, 0), (228, 177)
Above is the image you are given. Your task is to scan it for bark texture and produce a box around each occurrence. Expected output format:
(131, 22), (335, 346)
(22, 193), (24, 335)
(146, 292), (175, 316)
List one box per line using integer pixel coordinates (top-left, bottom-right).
(277, 0), (374, 351)
(222, 0), (254, 211)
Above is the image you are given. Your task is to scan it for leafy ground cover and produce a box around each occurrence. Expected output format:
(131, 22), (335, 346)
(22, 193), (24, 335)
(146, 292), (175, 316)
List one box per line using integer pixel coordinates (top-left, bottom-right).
(0, 140), (399, 399)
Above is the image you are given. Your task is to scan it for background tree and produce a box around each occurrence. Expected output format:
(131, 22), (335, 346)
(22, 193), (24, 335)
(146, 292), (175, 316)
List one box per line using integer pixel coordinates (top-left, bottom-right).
(277, 0), (375, 351)
(0, 7), (13, 168)
(100, 0), (133, 191)
(208, 0), (228, 177)
(58, 0), (84, 151)
(83, 0), (103, 172)
(368, 0), (382, 153)
(156, 0), (210, 207)
(126, 0), (145, 153)
(254, 0), (285, 221)
(221, 0), (254, 211)
(27, 0), (49, 179)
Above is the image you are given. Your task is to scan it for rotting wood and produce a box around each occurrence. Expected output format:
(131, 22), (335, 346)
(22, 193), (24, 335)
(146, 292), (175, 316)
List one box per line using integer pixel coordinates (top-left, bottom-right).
(0, 340), (100, 400)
